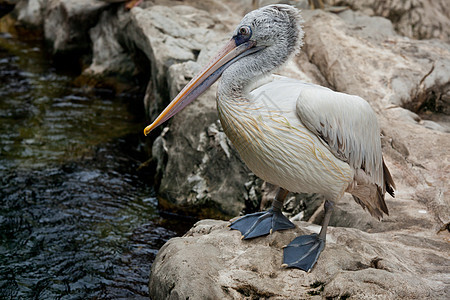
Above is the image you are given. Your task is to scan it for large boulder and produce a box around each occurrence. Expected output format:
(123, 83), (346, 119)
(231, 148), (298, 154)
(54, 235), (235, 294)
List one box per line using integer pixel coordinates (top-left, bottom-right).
(303, 9), (450, 113)
(121, 4), (249, 217)
(149, 219), (449, 299)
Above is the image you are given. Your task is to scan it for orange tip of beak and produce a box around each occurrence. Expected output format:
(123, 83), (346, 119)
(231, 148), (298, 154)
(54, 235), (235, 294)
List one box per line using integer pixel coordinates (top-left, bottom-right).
(143, 124), (153, 136)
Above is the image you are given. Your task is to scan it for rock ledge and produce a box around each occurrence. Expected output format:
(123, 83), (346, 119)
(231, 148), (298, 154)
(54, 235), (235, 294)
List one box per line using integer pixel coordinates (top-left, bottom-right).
(149, 219), (449, 299)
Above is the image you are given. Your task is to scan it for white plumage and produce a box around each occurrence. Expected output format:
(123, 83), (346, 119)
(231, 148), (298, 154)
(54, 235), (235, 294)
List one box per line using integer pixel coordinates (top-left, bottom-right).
(218, 76), (349, 197)
(217, 75), (391, 215)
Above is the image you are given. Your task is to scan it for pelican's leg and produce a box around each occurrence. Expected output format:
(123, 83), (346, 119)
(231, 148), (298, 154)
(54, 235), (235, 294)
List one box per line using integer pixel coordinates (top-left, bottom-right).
(229, 188), (295, 239)
(282, 199), (334, 272)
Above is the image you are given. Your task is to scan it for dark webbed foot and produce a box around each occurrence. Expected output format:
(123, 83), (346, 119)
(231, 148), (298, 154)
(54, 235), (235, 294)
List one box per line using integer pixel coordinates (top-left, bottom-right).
(229, 208), (295, 239)
(282, 233), (324, 271)
(229, 187), (294, 239)
(283, 199), (335, 272)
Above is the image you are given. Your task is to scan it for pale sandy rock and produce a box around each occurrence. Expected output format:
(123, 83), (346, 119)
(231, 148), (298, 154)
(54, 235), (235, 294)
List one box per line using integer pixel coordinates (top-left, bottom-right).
(324, 0), (450, 41)
(302, 10), (450, 112)
(149, 219), (449, 299)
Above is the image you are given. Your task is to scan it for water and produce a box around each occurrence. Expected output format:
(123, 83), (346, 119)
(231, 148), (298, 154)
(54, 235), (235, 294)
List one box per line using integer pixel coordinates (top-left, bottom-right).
(0, 32), (191, 298)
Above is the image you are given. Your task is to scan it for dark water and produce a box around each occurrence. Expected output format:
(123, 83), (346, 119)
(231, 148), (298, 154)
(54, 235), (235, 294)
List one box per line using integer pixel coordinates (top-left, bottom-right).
(0, 33), (188, 299)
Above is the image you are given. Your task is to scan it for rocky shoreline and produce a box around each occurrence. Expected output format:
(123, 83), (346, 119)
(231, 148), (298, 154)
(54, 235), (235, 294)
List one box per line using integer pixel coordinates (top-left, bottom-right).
(3, 0), (449, 299)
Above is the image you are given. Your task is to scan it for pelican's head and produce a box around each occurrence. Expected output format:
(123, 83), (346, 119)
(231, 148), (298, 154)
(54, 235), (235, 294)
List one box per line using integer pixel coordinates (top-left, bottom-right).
(231, 4), (304, 70)
(144, 5), (304, 135)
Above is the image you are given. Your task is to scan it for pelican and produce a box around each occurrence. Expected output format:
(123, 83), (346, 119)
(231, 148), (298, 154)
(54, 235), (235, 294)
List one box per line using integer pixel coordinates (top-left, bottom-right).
(143, 5), (395, 271)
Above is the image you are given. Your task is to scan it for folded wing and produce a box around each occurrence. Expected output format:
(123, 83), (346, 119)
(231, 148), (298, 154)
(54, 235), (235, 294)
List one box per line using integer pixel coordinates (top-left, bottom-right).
(296, 85), (395, 218)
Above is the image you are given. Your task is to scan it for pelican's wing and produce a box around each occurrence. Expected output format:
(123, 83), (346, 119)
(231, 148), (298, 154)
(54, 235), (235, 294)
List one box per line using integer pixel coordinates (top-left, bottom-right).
(296, 86), (382, 183)
(250, 76), (394, 217)
(295, 84), (395, 218)
(252, 76), (382, 185)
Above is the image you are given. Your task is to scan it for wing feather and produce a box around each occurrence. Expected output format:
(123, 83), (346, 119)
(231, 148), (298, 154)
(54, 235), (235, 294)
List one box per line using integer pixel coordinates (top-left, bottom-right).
(295, 84), (395, 218)
(250, 76), (395, 218)
(296, 87), (384, 188)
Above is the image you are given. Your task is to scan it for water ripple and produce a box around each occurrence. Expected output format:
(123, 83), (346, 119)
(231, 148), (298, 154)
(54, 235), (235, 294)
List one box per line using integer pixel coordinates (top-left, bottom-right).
(0, 31), (193, 298)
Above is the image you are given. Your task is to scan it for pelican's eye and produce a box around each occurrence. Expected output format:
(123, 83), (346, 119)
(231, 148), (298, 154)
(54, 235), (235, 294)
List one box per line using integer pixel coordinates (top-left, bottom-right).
(238, 26), (251, 37)
(235, 25), (252, 45)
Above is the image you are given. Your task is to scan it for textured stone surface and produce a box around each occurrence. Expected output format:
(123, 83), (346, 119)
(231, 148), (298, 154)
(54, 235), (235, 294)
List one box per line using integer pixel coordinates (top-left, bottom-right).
(303, 9), (450, 112)
(84, 7), (135, 78)
(324, 0), (450, 41)
(122, 4), (252, 217)
(43, 0), (108, 54)
(149, 219), (449, 299)
(13, 0), (45, 27)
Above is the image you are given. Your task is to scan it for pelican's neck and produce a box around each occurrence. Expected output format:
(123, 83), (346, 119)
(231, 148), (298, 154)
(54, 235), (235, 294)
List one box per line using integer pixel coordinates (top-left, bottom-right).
(217, 47), (287, 102)
(217, 63), (256, 101)
(217, 36), (302, 102)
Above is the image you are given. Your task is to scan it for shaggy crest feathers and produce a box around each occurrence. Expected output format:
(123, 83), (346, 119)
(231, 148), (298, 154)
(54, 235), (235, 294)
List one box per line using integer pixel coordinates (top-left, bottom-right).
(247, 4), (304, 60)
(219, 5), (304, 97)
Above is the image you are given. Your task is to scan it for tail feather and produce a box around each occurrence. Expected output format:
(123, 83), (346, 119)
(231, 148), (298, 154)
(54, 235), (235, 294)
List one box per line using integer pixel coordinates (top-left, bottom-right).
(350, 158), (395, 219)
(351, 189), (387, 220)
(383, 159), (395, 198)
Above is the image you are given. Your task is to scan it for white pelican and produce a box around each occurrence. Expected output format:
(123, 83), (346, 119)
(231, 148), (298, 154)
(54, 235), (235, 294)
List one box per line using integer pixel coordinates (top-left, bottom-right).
(143, 4), (395, 271)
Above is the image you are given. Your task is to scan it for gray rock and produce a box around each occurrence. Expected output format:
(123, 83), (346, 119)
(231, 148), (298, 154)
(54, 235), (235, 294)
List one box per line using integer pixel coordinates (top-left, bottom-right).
(44, 0), (108, 54)
(122, 4), (254, 217)
(303, 9), (450, 112)
(149, 219), (449, 299)
(324, 0), (450, 41)
(13, 0), (46, 27)
(124, 4), (229, 122)
(84, 7), (135, 78)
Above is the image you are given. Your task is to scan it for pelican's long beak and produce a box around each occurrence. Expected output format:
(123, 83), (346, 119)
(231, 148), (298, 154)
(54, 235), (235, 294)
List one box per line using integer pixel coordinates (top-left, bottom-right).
(143, 39), (257, 136)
